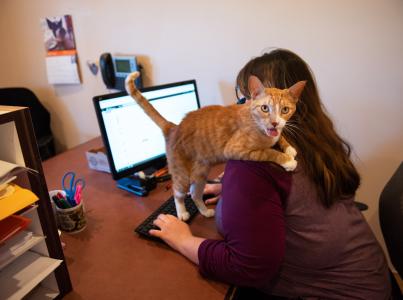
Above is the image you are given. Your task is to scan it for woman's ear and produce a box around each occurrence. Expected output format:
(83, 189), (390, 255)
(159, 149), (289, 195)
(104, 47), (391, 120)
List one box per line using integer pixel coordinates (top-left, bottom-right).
(288, 81), (307, 101)
(248, 76), (265, 99)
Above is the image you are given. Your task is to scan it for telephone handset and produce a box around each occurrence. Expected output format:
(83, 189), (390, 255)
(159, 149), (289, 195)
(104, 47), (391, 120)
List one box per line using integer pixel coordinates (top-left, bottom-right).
(99, 53), (142, 91)
(99, 53), (115, 89)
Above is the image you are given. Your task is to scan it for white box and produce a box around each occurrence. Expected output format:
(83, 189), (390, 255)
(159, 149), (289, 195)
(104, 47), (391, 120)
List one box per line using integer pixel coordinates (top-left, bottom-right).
(85, 147), (110, 173)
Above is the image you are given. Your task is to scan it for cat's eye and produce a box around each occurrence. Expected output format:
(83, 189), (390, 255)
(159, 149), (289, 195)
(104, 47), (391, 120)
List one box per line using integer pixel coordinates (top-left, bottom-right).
(281, 107), (290, 114)
(261, 105), (269, 112)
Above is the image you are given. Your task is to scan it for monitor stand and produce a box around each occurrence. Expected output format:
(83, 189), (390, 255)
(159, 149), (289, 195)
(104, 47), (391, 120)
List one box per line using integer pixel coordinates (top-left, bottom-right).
(116, 166), (159, 197)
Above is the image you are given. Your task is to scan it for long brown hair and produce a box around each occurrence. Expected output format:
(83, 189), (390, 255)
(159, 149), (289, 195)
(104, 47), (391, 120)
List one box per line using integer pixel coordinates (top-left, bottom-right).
(236, 49), (360, 207)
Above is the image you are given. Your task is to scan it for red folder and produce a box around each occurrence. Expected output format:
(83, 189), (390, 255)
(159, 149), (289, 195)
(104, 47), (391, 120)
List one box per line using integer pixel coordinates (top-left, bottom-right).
(0, 215), (31, 244)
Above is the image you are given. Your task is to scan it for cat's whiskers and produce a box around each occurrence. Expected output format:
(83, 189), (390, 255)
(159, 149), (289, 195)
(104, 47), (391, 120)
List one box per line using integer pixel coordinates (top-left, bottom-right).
(285, 123), (302, 133)
(283, 124), (301, 139)
(283, 127), (298, 139)
(285, 124), (302, 132)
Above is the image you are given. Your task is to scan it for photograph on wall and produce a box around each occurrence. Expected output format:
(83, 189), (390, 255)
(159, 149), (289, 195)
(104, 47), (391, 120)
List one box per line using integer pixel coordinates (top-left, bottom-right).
(40, 15), (76, 54)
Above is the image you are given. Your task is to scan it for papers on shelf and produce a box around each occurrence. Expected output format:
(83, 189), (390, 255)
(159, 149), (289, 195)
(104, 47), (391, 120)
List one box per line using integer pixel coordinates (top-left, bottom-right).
(4, 231), (33, 252)
(0, 160), (38, 201)
(0, 183), (15, 200)
(0, 214), (31, 244)
(0, 230), (46, 270)
(0, 185), (38, 221)
(0, 160), (38, 186)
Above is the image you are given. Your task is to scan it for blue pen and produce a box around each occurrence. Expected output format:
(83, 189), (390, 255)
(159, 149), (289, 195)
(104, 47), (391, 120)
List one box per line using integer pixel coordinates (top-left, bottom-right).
(67, 195), (77, 207)
(59, 192), (76, 207)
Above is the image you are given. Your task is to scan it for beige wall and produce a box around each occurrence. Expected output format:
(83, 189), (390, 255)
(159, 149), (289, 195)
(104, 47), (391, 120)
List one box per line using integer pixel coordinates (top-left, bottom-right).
(1, 0), (402, 262)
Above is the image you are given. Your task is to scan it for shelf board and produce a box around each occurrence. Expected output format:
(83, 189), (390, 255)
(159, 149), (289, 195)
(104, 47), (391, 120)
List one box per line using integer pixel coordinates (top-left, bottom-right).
(19, 204), (38, 217)
(24, 284), (59, 300)
(0, 251), (62, 300)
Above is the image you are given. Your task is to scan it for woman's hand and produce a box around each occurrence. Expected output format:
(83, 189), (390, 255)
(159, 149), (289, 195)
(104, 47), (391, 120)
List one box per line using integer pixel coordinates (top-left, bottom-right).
(204, 183), (222, 205)
(149, 214), (192, 251)
(149, 214), (205, 264)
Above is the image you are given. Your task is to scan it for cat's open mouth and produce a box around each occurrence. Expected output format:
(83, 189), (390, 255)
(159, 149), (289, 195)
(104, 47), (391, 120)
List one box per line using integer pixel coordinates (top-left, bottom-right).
(266, 128), (279, 137)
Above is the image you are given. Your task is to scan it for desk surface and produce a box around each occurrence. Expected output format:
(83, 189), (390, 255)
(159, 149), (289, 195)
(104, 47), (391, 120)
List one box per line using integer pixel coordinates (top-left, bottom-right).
(43, 137), (228, 300)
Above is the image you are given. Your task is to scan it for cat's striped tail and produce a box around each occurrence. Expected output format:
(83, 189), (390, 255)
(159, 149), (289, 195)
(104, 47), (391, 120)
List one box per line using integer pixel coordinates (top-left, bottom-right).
(125, 72), (175, 137)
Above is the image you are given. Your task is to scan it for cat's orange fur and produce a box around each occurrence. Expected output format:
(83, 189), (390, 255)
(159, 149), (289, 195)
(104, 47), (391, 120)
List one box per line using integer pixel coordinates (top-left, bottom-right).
(125, 72), (306, 220)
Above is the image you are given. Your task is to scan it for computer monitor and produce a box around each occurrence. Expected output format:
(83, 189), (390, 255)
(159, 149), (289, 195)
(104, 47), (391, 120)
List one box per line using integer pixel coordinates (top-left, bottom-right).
(93, 80), (201, 181)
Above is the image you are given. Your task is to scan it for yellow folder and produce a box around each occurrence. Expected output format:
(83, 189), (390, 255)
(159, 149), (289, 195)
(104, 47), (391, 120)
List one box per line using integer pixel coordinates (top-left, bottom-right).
(0, 184), (38, 221)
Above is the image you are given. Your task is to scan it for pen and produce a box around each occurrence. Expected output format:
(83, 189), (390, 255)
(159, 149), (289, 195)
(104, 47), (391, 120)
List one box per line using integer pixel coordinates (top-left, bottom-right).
(52, 195), (63, 209)
(61, 190), (76, 207)
(156, 174), (172, 182)
(57, 192), (71, 208)
(67, 196), (76, 207)
(74, 184), (82, 205)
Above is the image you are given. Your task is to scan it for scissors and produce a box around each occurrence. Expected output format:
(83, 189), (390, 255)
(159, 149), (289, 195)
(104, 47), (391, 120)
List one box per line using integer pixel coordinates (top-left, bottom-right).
(62, 171), (86, 200)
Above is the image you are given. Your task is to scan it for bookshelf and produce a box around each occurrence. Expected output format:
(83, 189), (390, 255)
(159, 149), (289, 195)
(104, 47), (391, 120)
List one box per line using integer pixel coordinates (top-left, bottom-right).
(0, 106), (72, 299)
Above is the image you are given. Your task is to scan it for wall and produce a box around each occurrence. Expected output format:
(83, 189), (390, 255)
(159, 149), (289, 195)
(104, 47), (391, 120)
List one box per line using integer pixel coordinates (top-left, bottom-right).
(1, 0), (402, 262)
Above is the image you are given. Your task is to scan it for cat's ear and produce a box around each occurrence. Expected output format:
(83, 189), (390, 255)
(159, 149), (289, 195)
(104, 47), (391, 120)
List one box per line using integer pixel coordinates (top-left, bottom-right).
(248, 76), (265, 99)
(288, 81), (307, 101)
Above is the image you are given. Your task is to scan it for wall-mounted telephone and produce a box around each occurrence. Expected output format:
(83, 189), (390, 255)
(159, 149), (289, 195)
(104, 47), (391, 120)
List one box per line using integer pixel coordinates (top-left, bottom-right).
(99, 53), (142, 91)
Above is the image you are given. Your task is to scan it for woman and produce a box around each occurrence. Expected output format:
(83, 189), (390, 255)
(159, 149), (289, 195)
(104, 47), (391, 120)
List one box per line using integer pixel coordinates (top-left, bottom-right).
(149, 49), (391, 299)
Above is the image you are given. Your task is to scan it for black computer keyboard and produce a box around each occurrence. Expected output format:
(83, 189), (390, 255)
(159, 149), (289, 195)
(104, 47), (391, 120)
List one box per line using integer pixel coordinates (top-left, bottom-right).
(134, 194), (215, 242)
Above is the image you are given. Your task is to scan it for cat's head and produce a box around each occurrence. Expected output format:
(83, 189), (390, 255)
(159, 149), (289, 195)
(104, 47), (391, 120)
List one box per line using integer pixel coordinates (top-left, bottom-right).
(46, 18), (65, 39)
(248, 76), (306, 139)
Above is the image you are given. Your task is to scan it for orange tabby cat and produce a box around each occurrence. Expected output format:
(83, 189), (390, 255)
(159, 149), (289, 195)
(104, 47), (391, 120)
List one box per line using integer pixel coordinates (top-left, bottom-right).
(125, 72), (305, 220)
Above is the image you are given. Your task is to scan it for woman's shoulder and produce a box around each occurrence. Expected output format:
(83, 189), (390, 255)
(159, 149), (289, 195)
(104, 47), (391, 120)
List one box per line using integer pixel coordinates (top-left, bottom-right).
(225, 160), (293, 190)
(226, 159), (291, 175)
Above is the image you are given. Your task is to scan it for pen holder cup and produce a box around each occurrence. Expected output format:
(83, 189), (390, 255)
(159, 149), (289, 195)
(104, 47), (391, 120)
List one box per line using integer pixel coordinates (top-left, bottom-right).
(49, 189), (87, 234)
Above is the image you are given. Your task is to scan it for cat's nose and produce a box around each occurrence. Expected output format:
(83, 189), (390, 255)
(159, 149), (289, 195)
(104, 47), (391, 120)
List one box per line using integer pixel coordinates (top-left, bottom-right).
(271, 122), (278, 128)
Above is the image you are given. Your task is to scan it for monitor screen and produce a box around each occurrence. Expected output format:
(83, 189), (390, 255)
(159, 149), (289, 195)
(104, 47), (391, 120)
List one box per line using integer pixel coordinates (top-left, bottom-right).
(93, 80), (200, 179)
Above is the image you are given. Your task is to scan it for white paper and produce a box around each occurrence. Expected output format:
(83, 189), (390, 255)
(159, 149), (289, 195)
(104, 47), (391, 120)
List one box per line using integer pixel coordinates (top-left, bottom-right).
(0, 160), (38, 185)
(45, 55), (80, 85)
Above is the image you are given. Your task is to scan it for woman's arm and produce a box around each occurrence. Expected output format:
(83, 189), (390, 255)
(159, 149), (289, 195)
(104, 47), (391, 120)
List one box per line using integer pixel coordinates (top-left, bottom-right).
(149, 179), (222, 262)
(150, 161), (290, 287)
(197, 161), (289, 287)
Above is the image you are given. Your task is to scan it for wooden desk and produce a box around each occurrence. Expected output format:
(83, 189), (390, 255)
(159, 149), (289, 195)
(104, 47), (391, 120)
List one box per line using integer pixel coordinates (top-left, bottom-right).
(43, 137), (228, 300)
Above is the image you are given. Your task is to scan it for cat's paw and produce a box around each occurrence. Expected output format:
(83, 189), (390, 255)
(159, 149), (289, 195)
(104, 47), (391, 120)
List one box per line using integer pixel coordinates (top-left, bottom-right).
(282, 158), (298, 171)
(178, 211), (190, 221)
(285, 146), (297, 158)
(200, 208), (215, 218)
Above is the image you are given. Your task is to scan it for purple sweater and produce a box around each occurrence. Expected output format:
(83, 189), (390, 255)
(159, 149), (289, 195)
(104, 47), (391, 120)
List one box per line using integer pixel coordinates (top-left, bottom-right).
(198, 160), (391, 299)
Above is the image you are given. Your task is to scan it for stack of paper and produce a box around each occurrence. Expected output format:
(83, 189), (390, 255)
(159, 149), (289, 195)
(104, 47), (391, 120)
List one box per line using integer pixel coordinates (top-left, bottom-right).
(1, 231), (33, 252)
(0, 160), (38, 201)
(0, 160), (37, 186)
(0, 230), (42, 269)
(0, 183), (15, 200)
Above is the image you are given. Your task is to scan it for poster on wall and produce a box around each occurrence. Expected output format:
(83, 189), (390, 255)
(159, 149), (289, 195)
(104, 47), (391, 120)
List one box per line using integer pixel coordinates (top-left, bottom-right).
(40, 15), (81, 85)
